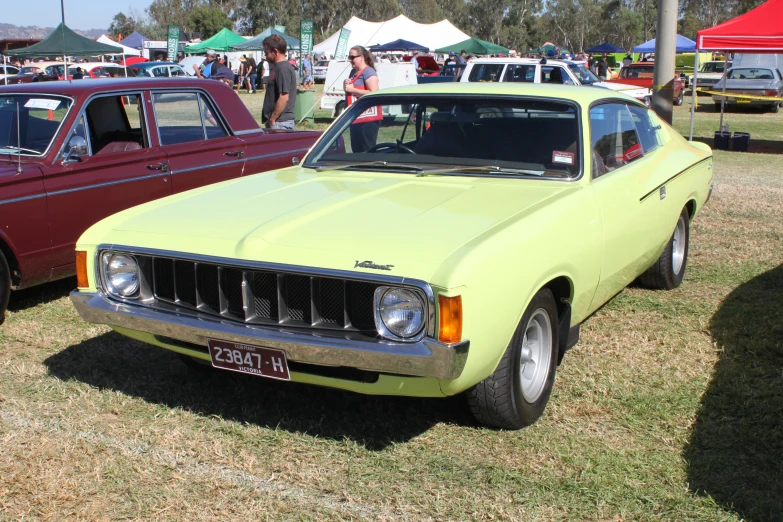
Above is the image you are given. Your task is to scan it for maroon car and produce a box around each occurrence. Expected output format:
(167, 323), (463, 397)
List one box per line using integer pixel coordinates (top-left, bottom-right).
(0, 78), (320, 322)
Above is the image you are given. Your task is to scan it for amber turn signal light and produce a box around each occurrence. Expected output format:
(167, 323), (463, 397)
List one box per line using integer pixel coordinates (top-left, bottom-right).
(75, 251), (89, 289)
(438, 295), (462, 344)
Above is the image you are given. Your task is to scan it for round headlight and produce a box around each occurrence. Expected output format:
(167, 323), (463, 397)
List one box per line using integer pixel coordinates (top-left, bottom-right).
(377, 287), (425, 339)
(105, 254), (139, 297)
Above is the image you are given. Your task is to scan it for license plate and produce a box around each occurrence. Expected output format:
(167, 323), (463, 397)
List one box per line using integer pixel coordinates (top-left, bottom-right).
(207, 339), (290, 380)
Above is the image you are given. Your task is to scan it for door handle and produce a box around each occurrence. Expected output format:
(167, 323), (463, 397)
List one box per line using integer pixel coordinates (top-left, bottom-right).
(147, 162), (169, 172)
(224, 150), (244, 158)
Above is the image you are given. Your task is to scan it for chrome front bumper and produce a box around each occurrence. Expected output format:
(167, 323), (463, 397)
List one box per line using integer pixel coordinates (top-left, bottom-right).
(71, 292), (469, 380)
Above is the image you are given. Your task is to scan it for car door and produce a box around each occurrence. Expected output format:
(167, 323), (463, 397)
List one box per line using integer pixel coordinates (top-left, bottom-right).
(42, 91), (172, 270)
(588, 102), (662, 309)
(150, 90), (246, 194)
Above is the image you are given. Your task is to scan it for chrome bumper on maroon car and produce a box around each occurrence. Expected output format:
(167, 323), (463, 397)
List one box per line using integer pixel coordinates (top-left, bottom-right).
(70, 291), (469, 380)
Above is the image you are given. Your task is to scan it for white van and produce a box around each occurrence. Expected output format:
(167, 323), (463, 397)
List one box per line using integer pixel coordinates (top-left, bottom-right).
(320, 60), (418, 117)
(461, 57), (651, 104)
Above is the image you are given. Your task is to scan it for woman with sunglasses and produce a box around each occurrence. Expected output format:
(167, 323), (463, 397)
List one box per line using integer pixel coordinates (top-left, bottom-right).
(343, 45), (381, 152)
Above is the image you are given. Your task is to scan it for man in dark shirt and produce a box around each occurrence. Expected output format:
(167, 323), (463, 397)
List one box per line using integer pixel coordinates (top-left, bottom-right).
(596, 53), (610, 80)
(455, 50), (468, 66)
(262, 35), (297, 130)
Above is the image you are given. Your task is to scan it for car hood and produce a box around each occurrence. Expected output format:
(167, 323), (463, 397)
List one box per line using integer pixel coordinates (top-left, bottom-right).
(98, 167), (575, 282)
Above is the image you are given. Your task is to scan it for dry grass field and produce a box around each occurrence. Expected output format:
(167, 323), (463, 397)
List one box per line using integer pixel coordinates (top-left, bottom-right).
(0, 96), (781, 521)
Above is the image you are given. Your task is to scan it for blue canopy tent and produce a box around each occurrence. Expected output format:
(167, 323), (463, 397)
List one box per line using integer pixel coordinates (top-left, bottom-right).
(585, 42), (625, 53)
(369, 39), (428, 52)
(120, 31), (149, 49)
(633, 34), (696, 53)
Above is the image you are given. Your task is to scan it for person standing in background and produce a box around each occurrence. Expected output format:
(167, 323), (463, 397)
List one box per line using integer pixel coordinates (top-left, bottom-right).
(596, 53), (609, 80)
(302, 54), (313, 90)
(260, 55), (270, 91)
(343, 45), (381, 152)
(262, 35), (297, 130)
(244, 57), (258, 94)
(623, 51), (633, 67)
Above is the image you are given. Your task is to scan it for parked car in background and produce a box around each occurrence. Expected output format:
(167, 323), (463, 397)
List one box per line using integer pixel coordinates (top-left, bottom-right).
(72, 83), (713, 430)
(178, 56), (205, 76)
(312, 60), (329, 83)
(417, 63), (464, 84)
(0, 65), (20, 81)
(0, 78), (321, 323)
(689, 61), (731, 93)
(605, 63), (685, 106)
(712, 66), (783, 112)
(130, 61), (188, 78)
(320, 60), (417, 117)
(4, 63), (65, 84)
(461, 57), (651, 105)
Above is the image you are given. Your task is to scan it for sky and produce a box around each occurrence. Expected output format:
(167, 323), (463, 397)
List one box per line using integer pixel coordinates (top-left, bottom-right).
(5, 0), (154, 31)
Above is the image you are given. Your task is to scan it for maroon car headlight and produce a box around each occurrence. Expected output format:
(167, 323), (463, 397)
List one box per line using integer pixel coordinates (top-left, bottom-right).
(101, 252), (140, 298)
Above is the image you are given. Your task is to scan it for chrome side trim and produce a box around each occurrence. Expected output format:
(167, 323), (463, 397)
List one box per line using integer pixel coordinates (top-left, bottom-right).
(170, 158), (246, 175)
(243, 148), (312, 164)
(94, 244), (437, 339)
(71, 291), (469, 381)
(46, 171), (170, 198)
(0, 192), (47, 206)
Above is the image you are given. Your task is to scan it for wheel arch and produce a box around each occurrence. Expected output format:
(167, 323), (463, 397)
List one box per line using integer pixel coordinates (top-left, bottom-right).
(0, 234), (21, 288)
(685, 198), (697, 222)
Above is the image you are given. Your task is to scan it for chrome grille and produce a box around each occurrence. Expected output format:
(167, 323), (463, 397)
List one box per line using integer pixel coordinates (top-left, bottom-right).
(130, 254), (385, 334)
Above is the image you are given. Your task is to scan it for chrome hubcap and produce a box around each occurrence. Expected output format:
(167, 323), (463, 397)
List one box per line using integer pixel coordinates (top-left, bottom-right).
(519, 309), (552, 403)
(672, 215), (686, 275)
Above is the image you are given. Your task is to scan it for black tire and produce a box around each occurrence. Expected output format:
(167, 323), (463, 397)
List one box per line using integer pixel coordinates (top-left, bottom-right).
(0, 251), (9, 325)
(770, 103), (780, 114)
(467, 289), (559, 429)
(674, 90), (684, 106)
(334, 101), (345, 117)
(715, 102), (722, 112)
(639, 206), (690, 290)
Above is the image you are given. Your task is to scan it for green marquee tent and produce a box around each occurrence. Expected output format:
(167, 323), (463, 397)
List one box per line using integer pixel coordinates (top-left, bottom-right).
(11, 23), (125, 57)
(231, 27), (300, 52)
(185, 27), (246, 53)
(435, 37), (509, 55)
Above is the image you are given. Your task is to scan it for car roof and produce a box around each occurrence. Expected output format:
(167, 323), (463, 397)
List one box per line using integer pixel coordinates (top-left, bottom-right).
(364, 82), (638, 106)
(0, 77), (230, 97)
(134, 62), (182, 68)
(468, 57), (577, 66)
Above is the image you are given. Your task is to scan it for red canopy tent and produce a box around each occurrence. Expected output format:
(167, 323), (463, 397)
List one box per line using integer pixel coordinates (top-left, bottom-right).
(696, 0), (783, 52)
(689, 0), (783, 140)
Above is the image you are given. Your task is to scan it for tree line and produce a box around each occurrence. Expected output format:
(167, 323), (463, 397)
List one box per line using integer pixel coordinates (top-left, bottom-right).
(109, 0), (766, 53)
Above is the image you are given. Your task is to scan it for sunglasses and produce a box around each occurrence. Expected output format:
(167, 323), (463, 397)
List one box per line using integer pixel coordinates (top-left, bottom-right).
(347, 54), (360, 60)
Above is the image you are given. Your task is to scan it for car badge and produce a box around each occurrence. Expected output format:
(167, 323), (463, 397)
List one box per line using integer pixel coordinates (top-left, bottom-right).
(354, 260), (394, 271)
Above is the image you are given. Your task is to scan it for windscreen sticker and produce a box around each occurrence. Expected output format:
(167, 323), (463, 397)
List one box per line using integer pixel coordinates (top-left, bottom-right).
(24, 99), (60, 110)
(552, 151), (575, 165)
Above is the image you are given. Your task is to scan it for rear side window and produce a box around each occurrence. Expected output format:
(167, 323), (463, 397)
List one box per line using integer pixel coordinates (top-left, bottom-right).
(628, 105), (661, 154)
(503, 64), (535, 83)
(153, 92), (228, 145)
(589, 103), (642, 177)
(468, 64), (505, 82)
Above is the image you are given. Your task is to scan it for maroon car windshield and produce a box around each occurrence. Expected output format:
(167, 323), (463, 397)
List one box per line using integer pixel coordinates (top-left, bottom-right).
(0, 94), (72, 156)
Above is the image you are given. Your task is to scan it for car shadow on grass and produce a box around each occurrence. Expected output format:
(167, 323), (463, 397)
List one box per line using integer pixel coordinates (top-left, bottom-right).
(8, 276), (76, 313)
(684, 263), (783, 521)
(44, 331), (473, 450)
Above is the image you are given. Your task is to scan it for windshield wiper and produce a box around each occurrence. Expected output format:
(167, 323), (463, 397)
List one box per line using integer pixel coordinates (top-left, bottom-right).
(417, 165), (546, 177)
(318, 161), (423, 173)
(0, 145), (41, 154)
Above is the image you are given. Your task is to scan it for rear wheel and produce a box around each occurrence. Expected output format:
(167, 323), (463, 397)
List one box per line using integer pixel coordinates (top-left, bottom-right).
(639, 206), (690, 290)
(674, 90), (684, 106)
(0, 251), (9, 325)
(334, 101), (346, 117)
(770, 103), (780, 114)
(467, 289), (559, 429)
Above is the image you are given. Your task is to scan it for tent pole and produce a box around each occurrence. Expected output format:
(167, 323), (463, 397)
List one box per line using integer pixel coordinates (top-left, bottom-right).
(60, 0), (70, 83)
(3, 54), (7, 86)
(689, 50), (698, 141)
(719, 53), (728, 130)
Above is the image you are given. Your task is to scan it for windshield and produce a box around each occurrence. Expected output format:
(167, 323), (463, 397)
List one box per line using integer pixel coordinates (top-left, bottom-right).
(702, 62), (728, 73)
(567, 63), (600, 84)
(305, 95), (580, 179)
(0, 95), (73, 156)
(727, 68), (776, 80)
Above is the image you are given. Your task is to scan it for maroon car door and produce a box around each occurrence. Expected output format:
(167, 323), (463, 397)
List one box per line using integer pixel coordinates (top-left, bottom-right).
(150, 91), (246, 194)
(240, 129), (316, 176)
(42, 92), (172, 270)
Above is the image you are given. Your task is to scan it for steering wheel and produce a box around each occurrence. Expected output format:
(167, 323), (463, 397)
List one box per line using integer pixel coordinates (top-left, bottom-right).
(367, 141), (416, 154)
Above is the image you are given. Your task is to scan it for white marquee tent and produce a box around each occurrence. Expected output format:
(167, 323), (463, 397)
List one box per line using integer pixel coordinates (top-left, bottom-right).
(313, 15), (470, 55)
(96, 35), (142, 56)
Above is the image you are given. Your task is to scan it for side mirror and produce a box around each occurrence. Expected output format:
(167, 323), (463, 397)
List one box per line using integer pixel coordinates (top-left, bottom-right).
(65, 135), (88, 162)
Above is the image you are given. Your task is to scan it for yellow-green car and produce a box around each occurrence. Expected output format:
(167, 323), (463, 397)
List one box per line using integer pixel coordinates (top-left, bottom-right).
(71, 84), (713, 429)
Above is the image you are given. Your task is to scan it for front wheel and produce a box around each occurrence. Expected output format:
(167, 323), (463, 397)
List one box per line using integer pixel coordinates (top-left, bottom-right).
(467, 289), (559, 429)
(334, 101), (345, 118)
(674, 90), (684, 106)
(639, 206), (690, 290)
(0, 251), (9, 325)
